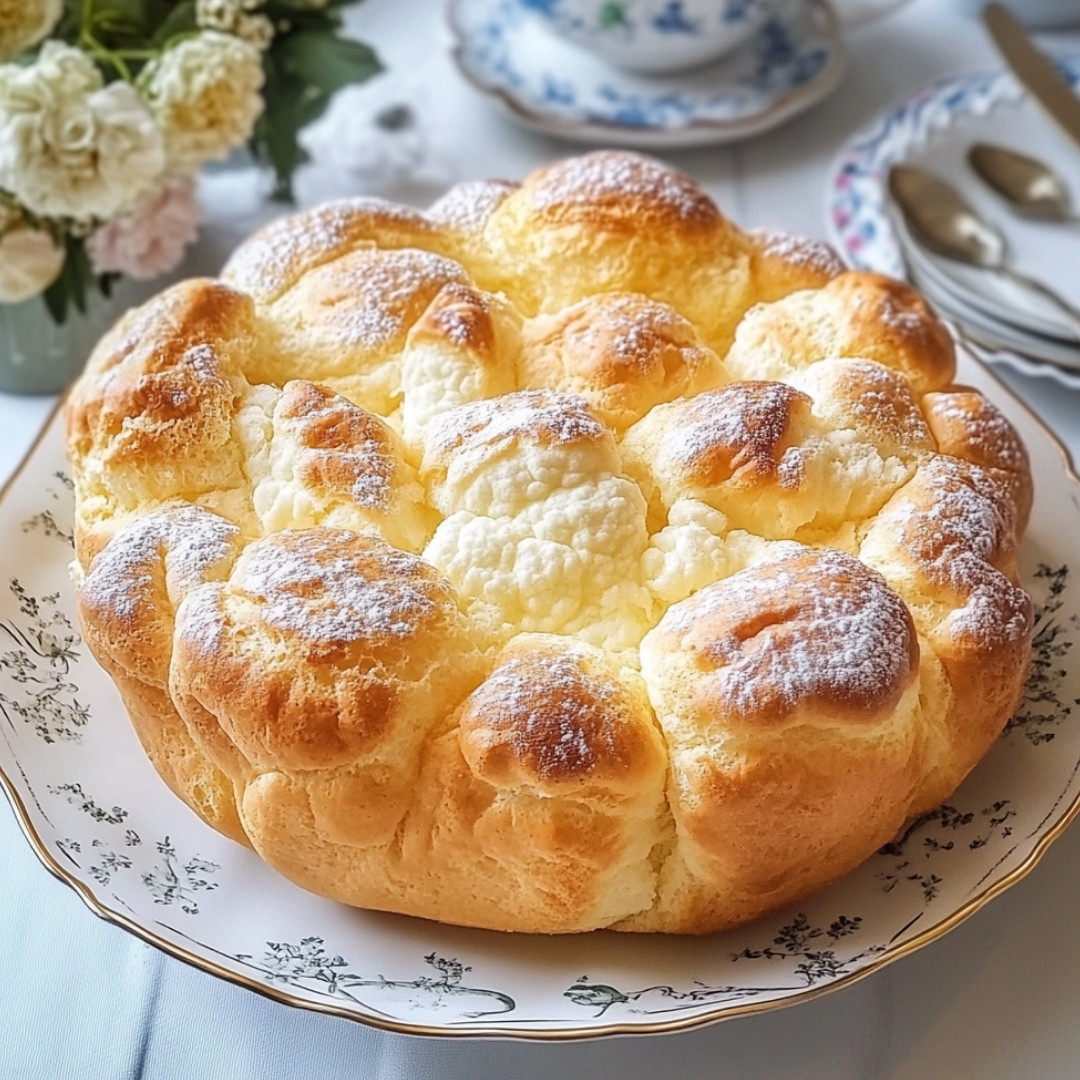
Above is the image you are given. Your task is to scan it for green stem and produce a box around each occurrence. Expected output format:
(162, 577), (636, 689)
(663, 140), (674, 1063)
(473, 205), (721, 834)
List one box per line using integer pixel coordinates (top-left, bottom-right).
(79, 32), (133, 81)
(77, 0), (160, 81)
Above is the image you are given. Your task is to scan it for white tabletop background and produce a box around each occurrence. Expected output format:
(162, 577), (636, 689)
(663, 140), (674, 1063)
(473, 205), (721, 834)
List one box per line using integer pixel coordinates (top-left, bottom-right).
(3, 0), (1080, 1075)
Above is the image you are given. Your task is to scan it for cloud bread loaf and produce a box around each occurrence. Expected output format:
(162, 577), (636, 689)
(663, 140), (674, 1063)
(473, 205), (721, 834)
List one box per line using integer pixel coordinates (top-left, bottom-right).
(66, 151), (1034, 934)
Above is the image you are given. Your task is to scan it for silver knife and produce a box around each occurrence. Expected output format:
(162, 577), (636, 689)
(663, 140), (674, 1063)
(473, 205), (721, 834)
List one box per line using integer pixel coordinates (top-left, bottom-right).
(984, 2), (1080, 149)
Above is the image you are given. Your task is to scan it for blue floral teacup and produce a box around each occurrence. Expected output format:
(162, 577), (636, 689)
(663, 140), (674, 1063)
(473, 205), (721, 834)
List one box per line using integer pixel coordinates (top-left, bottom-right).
(519, 0), (775, 73)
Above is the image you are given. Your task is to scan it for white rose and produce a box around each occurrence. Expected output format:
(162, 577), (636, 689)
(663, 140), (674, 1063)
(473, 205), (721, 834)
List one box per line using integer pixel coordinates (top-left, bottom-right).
(0, 0), (63, 62)
(0, 223), (64, 303)
(142, 32), (265, 172)
(0, 43), (166, 221)
(196, 0), (274, 48)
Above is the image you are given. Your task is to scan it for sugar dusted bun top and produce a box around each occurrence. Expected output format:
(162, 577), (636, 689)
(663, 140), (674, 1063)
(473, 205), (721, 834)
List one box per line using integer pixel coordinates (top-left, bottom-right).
(67, 151), (1033, 935)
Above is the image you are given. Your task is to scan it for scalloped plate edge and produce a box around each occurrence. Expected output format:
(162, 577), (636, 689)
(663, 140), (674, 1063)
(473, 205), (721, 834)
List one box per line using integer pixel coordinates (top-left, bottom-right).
(0, 368), (1078, 1040)
(445, 0), (847, 150)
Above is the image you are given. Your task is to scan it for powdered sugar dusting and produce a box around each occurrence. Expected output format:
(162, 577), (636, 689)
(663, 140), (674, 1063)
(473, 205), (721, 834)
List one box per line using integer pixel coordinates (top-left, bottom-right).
(473, 649), (626, 779)
(176, 583), (226, 659)
(877, 291), (932, 337)
(279, 383), (395, 509)
(752, 228), (845, 278)
(927, 394), (1028, 473)
(892, 457), (1012, 571)
(529, 152), (717, 225)
(414, 283), (496, 353)
(564, 294), (706, 376)
(223, 198), (429, 300)
(664, 547), (915, 722)
(942, 553), (1031, 646)
(427, 389), (606, 459)
(233, 531), (444, 644)
(426, 179), (518, 231)
(299, 248), (467, 355)
(665, 383), (809, 483)
(874, 458), (1030, 647)
(80, 506), (240, 623)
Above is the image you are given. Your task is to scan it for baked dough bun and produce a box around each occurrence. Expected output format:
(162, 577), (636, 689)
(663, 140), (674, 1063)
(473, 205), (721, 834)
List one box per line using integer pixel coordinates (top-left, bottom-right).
(66, 152), (1034, 934)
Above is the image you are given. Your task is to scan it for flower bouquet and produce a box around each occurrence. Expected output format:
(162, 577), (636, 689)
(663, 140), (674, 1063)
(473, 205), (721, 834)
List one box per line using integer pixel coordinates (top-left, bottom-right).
(0, 0), (380, 328)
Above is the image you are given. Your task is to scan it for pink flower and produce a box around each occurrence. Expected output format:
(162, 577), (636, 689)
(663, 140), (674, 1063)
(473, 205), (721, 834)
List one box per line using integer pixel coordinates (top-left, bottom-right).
(86, 177), (201, 280)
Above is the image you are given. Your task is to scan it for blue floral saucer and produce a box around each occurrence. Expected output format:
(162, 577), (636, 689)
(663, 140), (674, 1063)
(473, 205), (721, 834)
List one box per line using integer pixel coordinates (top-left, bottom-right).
(447, 0), (845, 148)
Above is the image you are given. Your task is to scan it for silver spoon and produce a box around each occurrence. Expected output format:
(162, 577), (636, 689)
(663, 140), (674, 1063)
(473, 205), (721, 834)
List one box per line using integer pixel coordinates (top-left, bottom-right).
(888, 163), (1080, 337)
(968, 142), (1080, 223)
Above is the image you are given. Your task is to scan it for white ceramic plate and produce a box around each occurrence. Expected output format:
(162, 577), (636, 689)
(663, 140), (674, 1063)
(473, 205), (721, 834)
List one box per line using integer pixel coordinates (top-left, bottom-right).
(897, 210), (1080, 345)
(447, 0), (845, 149)
(891, 212), (1080, 378)
(827, 55), (1080, 387)
(902, 258), (1080, 375)
(2, 349), (1079, 1040)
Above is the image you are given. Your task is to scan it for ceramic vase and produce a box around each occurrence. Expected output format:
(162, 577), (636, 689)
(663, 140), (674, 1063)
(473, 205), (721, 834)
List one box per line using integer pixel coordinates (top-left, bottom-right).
(0, 290), (123, 396)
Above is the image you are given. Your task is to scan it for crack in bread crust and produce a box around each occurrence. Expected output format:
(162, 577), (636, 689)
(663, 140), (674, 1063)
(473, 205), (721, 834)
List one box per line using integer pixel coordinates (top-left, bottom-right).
(67, 150), (1034, 935)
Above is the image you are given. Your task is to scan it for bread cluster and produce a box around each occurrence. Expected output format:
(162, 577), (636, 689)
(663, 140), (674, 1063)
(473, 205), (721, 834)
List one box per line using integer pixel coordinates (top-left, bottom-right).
(66, 151), (1034, 934)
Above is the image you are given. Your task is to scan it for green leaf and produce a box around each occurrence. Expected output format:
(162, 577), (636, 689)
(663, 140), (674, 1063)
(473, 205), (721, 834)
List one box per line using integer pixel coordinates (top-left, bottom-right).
(40, 237), (101, 326)
(264, 0), (341, 24)
(149, 1), (198, 48)
(249, 61), (318, 203)
(251, 28), (380, 202)
(68, 240), (91, 314)
(42, 276), (68, 326)
(275, 29), (382, 100)
(90, 0), (148, 33)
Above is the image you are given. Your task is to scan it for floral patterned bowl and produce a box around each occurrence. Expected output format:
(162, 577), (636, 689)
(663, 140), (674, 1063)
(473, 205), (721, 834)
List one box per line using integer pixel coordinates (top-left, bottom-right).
(449, 0), (843, 149)
(518, 0), (774, 72)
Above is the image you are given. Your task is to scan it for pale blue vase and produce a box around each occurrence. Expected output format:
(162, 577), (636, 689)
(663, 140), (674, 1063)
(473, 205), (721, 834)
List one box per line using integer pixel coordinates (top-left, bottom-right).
(0, 290), (125, 396)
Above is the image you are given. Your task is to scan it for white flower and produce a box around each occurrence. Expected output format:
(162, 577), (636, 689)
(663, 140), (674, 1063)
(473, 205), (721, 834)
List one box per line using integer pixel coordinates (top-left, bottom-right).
(87, 176), (202, 280)
(301, 80), (453, 197)
(196, 0), (274, 49)
(0, 43), (166, 221)
(142, 32), (265, 172)
(0, 222), (64, 303)
(0, 0), (62, 62)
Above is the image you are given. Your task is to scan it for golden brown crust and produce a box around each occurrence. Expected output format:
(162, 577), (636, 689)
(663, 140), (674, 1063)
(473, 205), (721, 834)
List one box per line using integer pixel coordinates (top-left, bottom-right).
(923, 385), (1034, 532)
(726, 271), (957, 395)
(653, 382), (813, 492)
(76, 505), (248, 841)
(859, 457), (1033, 812)
(517, 152), (725, 234)
(519, 292), (718, 431)
(221, 197), (440, 305)
(66, 150), (1035, 935)
(646, 547), (920, 729)
(65, 278), (256, 563)
(277, 381), (397, 504)
(635, 547), (923, 932)
(458, 638), (665, 794)
(482, 151), (753, 353)
(408, 281), (500, 359)
(747, 227), (846, 302)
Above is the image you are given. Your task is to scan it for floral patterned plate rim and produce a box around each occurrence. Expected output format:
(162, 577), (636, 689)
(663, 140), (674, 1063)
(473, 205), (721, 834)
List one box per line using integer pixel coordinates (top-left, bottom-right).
(1, 350), (1079, 1040)
(825, 53), (1080, 388)
(446, 0), (845, 149)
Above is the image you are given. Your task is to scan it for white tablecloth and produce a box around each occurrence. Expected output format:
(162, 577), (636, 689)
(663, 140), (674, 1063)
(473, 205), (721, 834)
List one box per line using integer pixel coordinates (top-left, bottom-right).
(4, 1), (1080, 1075)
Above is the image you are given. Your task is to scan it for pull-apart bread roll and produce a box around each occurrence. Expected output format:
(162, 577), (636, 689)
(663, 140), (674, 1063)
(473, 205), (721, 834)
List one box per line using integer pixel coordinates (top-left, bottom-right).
(67, 151), (1034, 934)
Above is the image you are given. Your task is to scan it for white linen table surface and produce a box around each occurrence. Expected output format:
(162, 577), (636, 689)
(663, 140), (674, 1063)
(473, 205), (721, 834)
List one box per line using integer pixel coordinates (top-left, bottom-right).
(3, 1), (1080, 1075)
